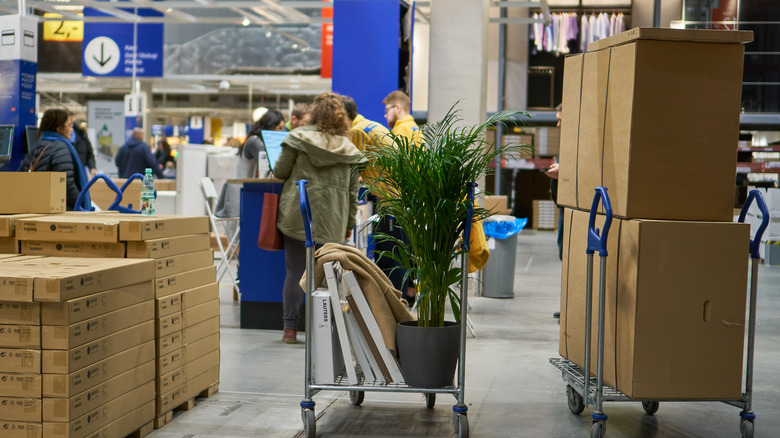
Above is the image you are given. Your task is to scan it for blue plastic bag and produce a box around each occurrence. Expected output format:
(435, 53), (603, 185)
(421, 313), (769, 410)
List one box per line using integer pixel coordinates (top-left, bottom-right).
(482, 217), (528, 239)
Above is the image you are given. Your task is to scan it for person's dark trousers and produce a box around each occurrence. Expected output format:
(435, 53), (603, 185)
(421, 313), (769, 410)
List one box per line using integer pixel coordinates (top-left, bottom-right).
(557, 207), (564, 261)
(282, 235), (308, 330)
(373, 215), (413, 304)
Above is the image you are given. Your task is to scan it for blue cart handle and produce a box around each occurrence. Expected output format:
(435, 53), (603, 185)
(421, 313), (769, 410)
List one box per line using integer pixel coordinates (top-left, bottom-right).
(738, 189), (770, 259)
(586, 186), (613, 257)
(461, 182), (477, 251)
(297, 180), (316, 248)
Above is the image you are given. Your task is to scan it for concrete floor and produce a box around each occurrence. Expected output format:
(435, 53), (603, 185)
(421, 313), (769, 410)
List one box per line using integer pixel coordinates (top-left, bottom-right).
(148, 230), (780, 438)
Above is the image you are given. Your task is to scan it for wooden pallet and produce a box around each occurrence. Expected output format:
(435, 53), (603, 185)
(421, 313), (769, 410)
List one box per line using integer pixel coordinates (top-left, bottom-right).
(125, 421), (154, 438)
(154, 381), (220, 429)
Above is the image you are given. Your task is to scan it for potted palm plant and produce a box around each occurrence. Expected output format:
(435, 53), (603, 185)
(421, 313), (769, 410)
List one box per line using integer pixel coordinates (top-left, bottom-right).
(365, 105), (531, 387)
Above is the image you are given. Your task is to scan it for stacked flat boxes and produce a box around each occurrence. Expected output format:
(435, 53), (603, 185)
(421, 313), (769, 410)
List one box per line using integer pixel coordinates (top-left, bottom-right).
(0, 255), (156, 438)
(557, 28), (754, 400)
(13, 214), (220, 428)
(532, 200), (558, 230)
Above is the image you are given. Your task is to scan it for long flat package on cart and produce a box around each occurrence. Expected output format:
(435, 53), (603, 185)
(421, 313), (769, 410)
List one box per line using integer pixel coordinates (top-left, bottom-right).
(559, 208), (750, 399)
(125, 233), (211, 259)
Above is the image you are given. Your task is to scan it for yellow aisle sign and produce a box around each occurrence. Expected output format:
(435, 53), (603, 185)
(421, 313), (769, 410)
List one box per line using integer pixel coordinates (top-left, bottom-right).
(42, 13), (84, 42)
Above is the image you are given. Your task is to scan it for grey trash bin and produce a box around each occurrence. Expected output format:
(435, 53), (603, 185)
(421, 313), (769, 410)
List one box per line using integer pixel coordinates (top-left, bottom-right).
(482, 216), (519, 298)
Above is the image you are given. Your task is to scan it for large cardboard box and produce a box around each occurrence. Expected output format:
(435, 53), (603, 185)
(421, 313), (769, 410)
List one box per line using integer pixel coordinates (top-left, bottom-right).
(0, 348), (40, 373)
(559, 209), (750, 399)
(156, 366), (183, 395)
(82, 400), (154, 438)
(116, 215), (209, 241)
(156, 330), (182, 358)
(42, 360), (154, 422)
(557, 28), (753, 221)
(0, 397), (41, 422)
(15, 216), (121, 243)
(156, 293), (182, 318)
(40, 282), (153, 326)
(0, 373), (41, 398)
(156, 349), (182, 376)
(156, 382), (186, 415)
(182, 299), (219, 328)
(42, 321), (155, 374)
(125, 234), (211, 259)
(0, 302), (40, 324)
(0, 271), (35, 302)
(0, 173), (66, 214)
(42, 380), (154, 438)
(0, 325), (40, 348)
(183, 350), (220, 389)
(182, 316), (219, 344)
(0, 421), (41, 438)
(154, 250), (213, 278)
(155, 266), (217, 298)
(182, 333), (219, 364)
(156, 312), (182, 338)
(42, 341), (154, 398)
(185, 366), (219, 400)
(0, 214), (42, 237)
(21, 241), (126, 258)
(180, 282), (219, 309)
(41, 300), (154, 350)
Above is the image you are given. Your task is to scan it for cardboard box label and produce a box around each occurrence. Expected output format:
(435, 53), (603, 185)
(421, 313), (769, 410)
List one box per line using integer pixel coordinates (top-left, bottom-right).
(0, 302), (39, 325)
(0, 421), (41, 438)
(0, 325), (40, 348)
(0, 397), (41, 422)
(0, 349), (40, 373)
(0, 373), (41, 398)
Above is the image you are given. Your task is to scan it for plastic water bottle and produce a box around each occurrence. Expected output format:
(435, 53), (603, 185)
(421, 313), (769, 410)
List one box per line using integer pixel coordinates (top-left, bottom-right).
(141, 168), (156, 216)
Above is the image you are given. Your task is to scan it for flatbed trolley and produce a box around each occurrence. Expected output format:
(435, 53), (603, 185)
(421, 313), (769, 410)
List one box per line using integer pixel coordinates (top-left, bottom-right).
(549, 187), (771, 438)
(296, 180), (475, 438)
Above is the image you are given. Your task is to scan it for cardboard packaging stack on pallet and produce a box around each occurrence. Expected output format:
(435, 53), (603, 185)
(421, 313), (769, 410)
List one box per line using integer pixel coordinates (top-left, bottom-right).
(556, 27), (754, 400)
(11, 213), (220, 429)
(0, 255), (157, 438)
(532, 200), (558, 230)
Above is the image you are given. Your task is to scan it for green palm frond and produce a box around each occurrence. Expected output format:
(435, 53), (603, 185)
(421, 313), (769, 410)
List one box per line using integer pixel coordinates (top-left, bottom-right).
(364, 104), (531, 327)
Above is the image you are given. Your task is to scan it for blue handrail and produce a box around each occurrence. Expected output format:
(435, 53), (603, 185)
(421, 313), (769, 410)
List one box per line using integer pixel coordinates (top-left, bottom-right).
(738, 189), (771, 259)
(297, 180), (316, 248)
(586, 187), (613, 257)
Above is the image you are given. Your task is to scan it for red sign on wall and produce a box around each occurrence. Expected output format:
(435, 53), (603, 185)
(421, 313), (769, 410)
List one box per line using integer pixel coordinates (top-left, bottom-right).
(321, 3), (333, 79)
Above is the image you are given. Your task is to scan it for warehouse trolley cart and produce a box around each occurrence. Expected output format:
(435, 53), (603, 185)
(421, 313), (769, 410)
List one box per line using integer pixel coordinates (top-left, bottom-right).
(549, 187), (771, 438)
(297, 180), (474, 438)
(74, 173), (149, 213)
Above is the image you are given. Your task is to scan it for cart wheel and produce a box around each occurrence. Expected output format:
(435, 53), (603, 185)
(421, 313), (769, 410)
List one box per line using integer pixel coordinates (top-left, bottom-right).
(590, 421), (605, 438)
(453, 413), (469, 438)
(349, 391), (364, 406)
(567, 385), (585, 415)
(740, 419), (754, 438)
(303, 408), (316, 438)
(641, 401), (659, 415)
(425, 393), (436, 409)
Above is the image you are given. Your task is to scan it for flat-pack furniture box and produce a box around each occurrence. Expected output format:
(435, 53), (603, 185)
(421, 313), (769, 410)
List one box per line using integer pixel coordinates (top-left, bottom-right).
(557, 27), (753, 221)
(15, 216), (121, 243)
(21, 241), (127, 258)
(0, 173), (66, 214)
(0, 214), (42, 237)
(125, 234), (211, 259)
(483, 195), (512, 216)
(559, 208), (749, 399)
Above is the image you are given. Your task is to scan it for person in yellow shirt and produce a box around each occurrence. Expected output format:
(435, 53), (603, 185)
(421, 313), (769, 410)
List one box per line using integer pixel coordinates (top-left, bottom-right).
(382, 90), (420, 145)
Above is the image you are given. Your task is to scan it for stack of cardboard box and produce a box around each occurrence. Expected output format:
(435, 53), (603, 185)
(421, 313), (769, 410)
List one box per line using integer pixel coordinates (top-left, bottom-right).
(532, 200), (558, 230)
(12, 214), (220, 429)
(557, 28), (754, 400)
(0, 255), (156, 438)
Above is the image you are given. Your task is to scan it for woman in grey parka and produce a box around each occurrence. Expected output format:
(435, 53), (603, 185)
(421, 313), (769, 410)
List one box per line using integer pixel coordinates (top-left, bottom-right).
(274, 92), (363, 344)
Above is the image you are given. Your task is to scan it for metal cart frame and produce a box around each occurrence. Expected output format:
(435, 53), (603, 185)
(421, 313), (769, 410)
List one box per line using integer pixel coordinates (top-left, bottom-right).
(550, 187), (771, 438)
(296, 180), (475, 438)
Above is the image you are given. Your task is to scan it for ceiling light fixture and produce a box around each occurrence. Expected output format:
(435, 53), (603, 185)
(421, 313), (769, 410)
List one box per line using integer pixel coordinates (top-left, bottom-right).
(242, 16), (251, 27)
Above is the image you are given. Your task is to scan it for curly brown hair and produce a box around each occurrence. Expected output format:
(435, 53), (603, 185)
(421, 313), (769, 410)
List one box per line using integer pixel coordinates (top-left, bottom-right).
(310, 92), (350, 136)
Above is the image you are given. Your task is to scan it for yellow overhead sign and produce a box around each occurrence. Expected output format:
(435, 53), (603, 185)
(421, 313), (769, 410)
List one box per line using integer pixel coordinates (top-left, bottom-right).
(43, 13), (83, 42)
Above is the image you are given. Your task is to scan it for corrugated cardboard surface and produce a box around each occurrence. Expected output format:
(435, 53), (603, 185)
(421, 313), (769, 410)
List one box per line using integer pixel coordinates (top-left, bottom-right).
(155, 266), (217, 298)
(0, 302), (40, 325)
(156, 382), (186, 415)
(82, 399), (154, 438)
(15, 216), (120, 243)
(28, 258), (154, 302)
(0, 271), (35, 302)
(0, 373), (41, 398)
(0, 325), (40, 348)
(182, 299), (220, 328)
(42, 341), (154, 398)
(557, 54), (583, 209)
(0, 215), (43, 237)
(42, 380), (154, 438)
(482, 196), (511, 216)
(156, 349), (183, 377)
(156, 330), (182, 358)
(125, 234), (211, 259)
(156, 293), (182, 318)
(40, 282), (153, 326)
(560, 209), (750, 399)
(182, 333), (219, 364)
(42, 321), (155, 375)
(156, 312), (182, 338)
(180, 283), (219, 310)
(21, 241), (126, 258)
(41, 300), (154, 350)
(0, 173), (66, 214)
(185, 366), (219, 400)
(116, 215), (209, 241)
(588, 26), (753, 51)
(182, 316), (219, 345)
(183, 349), (219, 382)
(156, 366), (183, 395)
(154, 250), (214, 278)
(0, 348), (40, 373)
(42, 360), (154, 422)
(0, 397), (41, 422)
(0, 421), (41, 438)
(0, 236), (19, 254)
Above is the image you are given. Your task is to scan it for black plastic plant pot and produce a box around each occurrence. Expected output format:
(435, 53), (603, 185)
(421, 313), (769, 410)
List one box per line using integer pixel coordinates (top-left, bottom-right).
(396, 320), (460, 388)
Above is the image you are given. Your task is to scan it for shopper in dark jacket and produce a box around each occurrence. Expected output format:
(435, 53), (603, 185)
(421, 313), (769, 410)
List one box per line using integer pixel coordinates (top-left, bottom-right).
(115, 128), (164, 178)
(155, 140), (175, 169)
(72, 123), (97, 177)
(18, 108), (91, 210)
